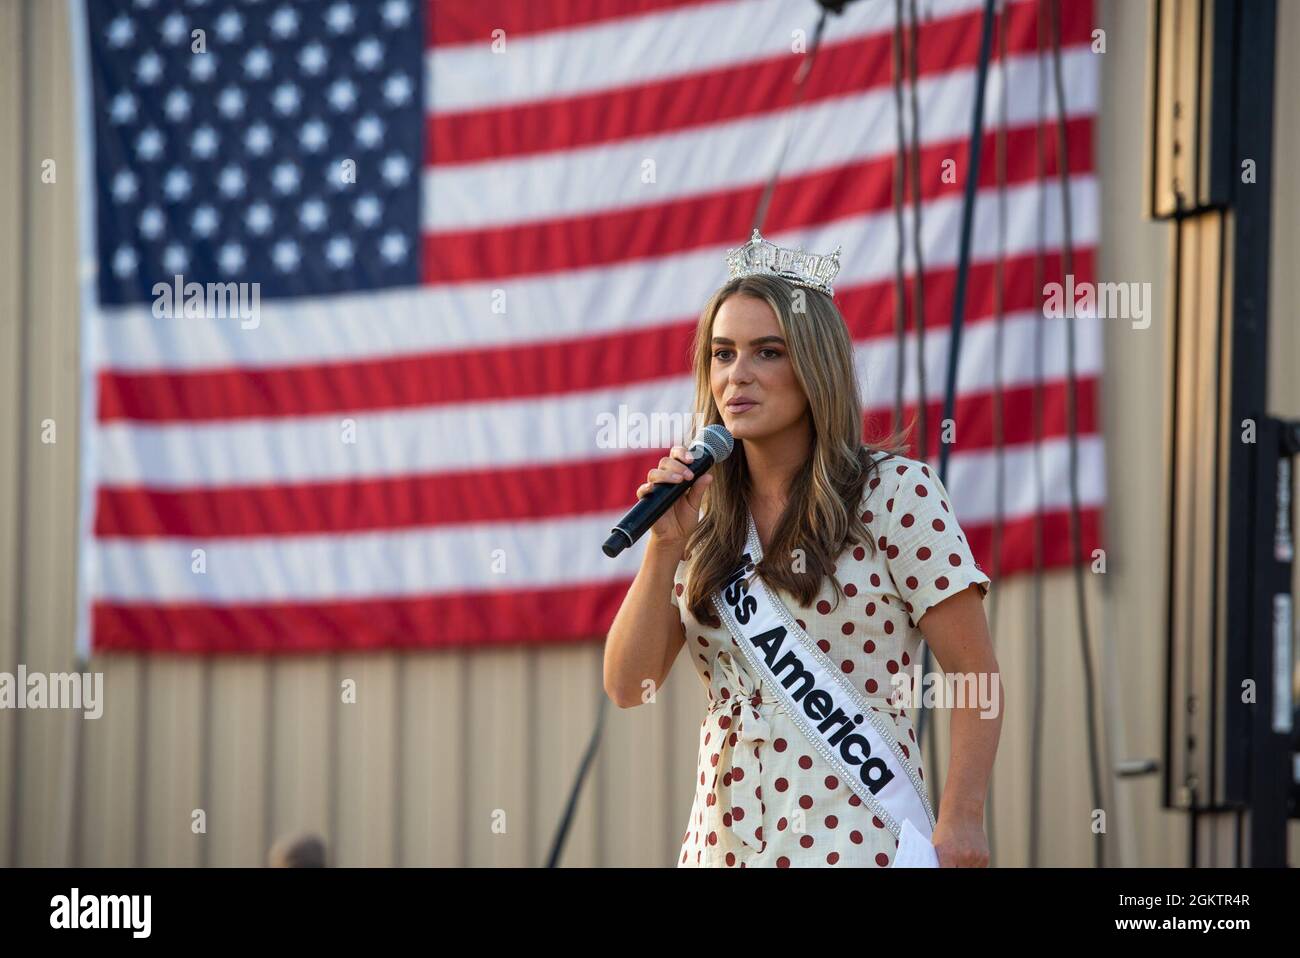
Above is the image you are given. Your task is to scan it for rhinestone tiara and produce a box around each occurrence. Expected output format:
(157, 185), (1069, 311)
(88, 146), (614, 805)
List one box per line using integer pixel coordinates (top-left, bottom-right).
(725, 228), (841, 296)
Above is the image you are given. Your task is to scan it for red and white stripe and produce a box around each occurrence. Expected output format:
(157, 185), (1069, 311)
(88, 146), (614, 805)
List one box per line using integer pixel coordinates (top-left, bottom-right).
(82, 0), (1103, 652)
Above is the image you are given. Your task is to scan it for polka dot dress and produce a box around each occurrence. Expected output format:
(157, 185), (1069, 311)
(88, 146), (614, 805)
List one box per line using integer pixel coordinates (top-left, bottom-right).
(671, 452), (991, 867)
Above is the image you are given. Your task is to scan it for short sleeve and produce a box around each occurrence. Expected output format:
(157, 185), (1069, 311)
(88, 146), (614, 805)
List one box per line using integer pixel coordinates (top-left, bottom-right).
(879, 459), (990, 623)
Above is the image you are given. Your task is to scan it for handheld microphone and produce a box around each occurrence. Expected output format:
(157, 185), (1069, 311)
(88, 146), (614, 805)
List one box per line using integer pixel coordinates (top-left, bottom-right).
(601, 425), (734, 558)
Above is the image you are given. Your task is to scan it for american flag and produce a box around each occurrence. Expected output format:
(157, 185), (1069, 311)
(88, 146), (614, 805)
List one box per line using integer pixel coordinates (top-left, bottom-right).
(75, 0), (1103, 654)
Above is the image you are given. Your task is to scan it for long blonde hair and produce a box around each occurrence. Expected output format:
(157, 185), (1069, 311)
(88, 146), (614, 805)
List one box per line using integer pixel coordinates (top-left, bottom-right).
(682, 274), (912, 625)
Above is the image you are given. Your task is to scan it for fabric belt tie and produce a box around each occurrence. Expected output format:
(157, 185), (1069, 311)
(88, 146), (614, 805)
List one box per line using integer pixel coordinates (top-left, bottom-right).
(704, 651), (773, 855)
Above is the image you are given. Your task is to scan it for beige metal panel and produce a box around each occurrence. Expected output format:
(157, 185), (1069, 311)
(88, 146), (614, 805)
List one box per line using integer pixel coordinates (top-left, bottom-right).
(398, 650), (466, 866)
(1187, 214), (1226, 806)
(665, 647), (707, 865)
(1147, 0), (1175, 216)
(599, 666), (673, 867)
(14, 709), (77, 865)
(16, 0), (81, 868)
(207, 660), (269, 867)
(77, 654), (143, 866)
(464, 648), (529, 865)
(1194, 0), (1221, 207)
(978, 560), (1010, 866)
(529, 643), (601, 867)
(997, 579), (1026, 872)
(333, 653), (399, 866)
(268, 657), (334, 860)
(141, 660), (204, 866)
(969, 571), (1109, 866)
(0, 0), (26, 869)
(984, 577), (1035, 866)
(1097, 0), (1186, 868)
(1196, 808), (1243, 867)
(1029, 514), (1098, 866)
(1148, 0), (1202, 216)
(1166, 217), (1203, 807)
(1051, 566), (1110, 865)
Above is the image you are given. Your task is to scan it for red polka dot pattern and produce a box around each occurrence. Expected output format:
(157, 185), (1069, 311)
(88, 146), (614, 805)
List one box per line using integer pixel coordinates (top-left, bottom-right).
(669, 452), (983, 866)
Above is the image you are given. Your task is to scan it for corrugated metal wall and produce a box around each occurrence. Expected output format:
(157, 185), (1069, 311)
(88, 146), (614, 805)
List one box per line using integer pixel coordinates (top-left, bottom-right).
(1, 0), (1296, 867)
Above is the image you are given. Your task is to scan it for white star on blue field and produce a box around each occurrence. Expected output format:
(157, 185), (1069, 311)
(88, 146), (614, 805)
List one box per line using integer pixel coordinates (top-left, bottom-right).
(88, 0), (424, 304)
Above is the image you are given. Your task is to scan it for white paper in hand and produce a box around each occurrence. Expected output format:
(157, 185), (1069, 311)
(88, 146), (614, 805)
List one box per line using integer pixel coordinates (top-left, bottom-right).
(890, 818), (940, 868)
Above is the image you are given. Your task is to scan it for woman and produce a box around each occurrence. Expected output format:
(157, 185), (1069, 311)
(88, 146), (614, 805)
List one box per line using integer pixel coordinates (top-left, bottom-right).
(603, 232), (1001, 867)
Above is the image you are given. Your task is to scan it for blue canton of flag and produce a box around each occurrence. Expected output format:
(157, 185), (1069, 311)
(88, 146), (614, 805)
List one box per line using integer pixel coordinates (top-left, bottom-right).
(86, 0), (424, 305)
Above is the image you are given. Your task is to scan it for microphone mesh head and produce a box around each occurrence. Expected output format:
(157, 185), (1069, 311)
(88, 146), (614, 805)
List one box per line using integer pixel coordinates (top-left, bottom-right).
(691, 424), (734, 462)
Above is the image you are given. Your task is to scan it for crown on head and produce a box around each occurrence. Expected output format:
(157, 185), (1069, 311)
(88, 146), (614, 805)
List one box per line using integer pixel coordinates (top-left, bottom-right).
(725, 228), (841, 296)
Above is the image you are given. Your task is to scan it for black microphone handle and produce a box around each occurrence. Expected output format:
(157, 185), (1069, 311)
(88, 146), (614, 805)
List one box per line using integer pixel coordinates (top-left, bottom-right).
(601, 448), (717, 557)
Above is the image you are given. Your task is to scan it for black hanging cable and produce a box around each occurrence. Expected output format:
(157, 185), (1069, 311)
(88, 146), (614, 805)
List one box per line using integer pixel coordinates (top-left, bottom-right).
(916, 0), (997, 764)
(1163, 6), (1191, 861)
(549, 5), (837, 867)
(545, 694), (609, 867)
(891, 0), (909, 433)
(1027, 0), (1048, 869)
(906, 0), (946, 807)
(907, 0), (929, 463)
(985, 0), (1010, 866)
(751, 7), (831, 233)
(1047, 0), (1104, 869)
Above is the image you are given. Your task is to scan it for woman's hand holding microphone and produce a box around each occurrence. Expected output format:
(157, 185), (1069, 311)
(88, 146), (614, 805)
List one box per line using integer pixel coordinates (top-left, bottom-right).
(638, 445), (713, 552)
